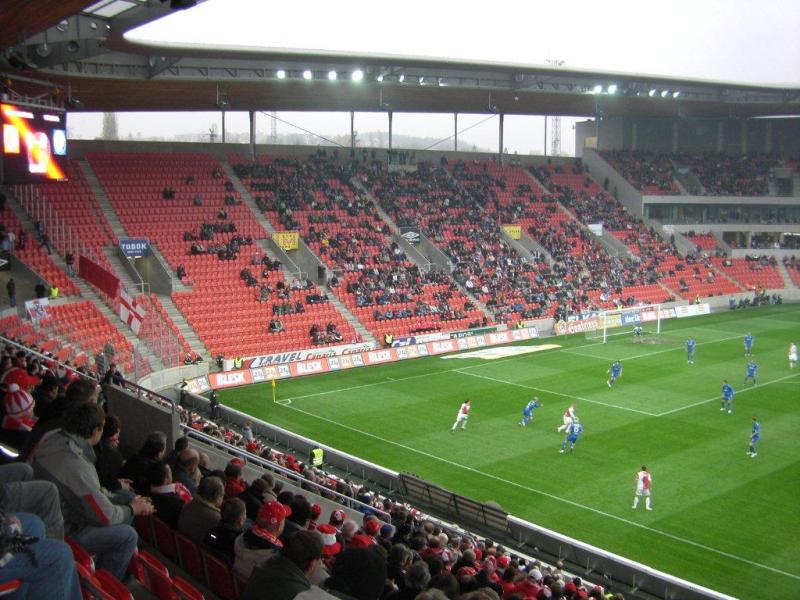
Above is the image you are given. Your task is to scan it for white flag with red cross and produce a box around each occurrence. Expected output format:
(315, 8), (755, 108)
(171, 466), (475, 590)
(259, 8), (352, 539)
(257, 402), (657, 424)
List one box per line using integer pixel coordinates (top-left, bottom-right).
(119, 288), (145, 335)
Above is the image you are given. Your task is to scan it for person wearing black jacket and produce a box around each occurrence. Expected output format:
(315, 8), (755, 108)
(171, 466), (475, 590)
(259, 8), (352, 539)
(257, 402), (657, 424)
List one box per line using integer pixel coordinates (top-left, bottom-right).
(203, 497), (246, 566)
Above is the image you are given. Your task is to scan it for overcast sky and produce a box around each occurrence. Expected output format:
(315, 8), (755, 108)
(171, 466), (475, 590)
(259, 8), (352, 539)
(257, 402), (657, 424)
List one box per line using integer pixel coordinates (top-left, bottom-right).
(68, 0), (800, 155)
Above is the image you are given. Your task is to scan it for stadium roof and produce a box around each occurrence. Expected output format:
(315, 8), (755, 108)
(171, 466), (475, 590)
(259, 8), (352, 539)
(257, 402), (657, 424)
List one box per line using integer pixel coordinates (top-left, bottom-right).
(2, 0), (799, 118)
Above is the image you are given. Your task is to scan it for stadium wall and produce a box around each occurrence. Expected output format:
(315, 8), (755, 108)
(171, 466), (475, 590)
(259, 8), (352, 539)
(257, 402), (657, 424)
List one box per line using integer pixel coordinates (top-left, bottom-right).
(575, 116), (800, 155)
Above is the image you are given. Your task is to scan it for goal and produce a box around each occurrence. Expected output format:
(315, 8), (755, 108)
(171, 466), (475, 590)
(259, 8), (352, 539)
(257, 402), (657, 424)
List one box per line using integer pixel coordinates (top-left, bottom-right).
(585, 304), (662, 343)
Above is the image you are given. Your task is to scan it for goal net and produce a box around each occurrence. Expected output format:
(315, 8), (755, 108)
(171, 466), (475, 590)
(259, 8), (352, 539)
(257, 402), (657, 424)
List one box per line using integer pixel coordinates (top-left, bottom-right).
(585, 304), (662, 343)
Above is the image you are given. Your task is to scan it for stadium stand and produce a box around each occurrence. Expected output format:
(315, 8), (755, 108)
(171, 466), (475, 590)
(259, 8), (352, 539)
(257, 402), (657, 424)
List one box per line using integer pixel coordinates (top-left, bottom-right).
(0, 206), (79, 296)
(601, 151), (681, 195)
(86, 151), (354, 357)
(13, 160), (118, 272)
(231, 153), (486, 339)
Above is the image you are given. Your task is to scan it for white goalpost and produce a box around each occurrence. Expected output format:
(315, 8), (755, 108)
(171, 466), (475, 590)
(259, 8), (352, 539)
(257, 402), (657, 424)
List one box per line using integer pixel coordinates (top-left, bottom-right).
(585, 304), (663, 343)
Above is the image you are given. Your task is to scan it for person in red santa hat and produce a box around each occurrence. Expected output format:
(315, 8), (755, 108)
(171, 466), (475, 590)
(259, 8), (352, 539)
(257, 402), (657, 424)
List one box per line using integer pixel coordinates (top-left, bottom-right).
(2, 382), (36, 446)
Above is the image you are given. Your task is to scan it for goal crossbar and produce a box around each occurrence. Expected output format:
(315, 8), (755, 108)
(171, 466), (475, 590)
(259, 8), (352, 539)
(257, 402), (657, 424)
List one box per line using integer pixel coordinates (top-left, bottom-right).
(585, 304), (662, 343)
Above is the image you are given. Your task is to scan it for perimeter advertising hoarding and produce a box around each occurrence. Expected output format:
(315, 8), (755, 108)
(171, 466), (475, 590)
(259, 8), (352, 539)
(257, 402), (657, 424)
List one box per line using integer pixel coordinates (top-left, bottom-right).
(197, 326), (541, 390)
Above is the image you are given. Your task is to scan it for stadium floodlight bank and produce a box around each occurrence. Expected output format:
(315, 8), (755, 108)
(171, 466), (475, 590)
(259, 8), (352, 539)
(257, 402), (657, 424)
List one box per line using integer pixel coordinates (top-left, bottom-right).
(585, 304), (663, 343)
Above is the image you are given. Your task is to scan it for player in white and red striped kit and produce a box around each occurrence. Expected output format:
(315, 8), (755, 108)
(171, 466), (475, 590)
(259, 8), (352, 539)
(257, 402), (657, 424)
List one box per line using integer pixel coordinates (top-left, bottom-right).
(632, 466), (653, 511)
(451, 399), (471, 432)
(556, 404), (576, 433)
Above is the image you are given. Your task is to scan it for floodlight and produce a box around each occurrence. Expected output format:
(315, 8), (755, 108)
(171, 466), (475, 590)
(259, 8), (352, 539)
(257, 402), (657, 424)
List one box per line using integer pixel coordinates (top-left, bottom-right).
(607, 84), (618, 95)
(351, 69), (364, 82)
(648, 89), (657, 97)
(398, 74), (405, 82)
(276, 69), (286, 80)
(418, 76), (424, 84)
(593, 84), (603, 94)
(376, 74), (384, 82)
(328, 70), (337, 81)
(303, 69), (312, 80)
(661, 90), (669, 98)
(672, 90), (681, 98)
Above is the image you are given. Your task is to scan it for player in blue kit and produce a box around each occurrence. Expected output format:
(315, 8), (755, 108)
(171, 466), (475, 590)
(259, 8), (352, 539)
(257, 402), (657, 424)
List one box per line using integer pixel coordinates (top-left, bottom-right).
(559, 419), (583, 453)
(518, 397), (542, 427)
(686, 337), (696, 364)
(748, 416), (760, 458)
(721, 380), (735, 414)
(744, 333), (754, 356)
(607, 360), (623, 387)
(743, 360), (758, 385)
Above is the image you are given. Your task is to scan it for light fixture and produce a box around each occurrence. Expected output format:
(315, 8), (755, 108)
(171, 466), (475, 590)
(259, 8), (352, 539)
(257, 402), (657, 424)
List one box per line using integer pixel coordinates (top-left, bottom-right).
(607, 84), (618, 95)
(672, 90), (681, 98)
(593, 84), (603, 94)
(328, 70), (337, 80)
(398, 74), (405, 82)
(438, 78), (446, 86)
(351, 69), (364, 82)
(376, 74), (384, 82)
(418, 76), (424, 84)
(648, 89), (657, 97)
(276, 69), (286, 80)
(302, 69), (312, 80)
(661, 90), (669, 98)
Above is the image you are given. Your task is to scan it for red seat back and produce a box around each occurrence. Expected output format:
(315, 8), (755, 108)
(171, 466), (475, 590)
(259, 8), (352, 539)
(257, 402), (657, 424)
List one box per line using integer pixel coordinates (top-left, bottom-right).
(175, 531), (205, 582)
(152, 518), (179, 560)
(95, 570), (134, 600)
(75, 561), (113, 600)
(139, 551), (176, 600)
(202, 551), (237, 600)
(173, 576), (205, 600)
(65, 536), (95, 573)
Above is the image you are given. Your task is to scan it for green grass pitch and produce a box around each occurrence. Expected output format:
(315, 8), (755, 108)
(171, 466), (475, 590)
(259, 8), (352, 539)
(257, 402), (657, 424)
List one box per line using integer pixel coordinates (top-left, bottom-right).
(217, 304), (800, 598)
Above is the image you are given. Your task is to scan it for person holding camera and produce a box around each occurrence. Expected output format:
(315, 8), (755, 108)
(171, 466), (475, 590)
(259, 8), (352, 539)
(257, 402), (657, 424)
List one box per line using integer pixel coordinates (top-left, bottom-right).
(0, 511), (82, 599)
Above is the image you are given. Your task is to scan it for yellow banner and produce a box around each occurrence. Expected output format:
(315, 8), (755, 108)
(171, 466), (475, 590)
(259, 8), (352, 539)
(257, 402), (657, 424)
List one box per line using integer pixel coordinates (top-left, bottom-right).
(502, 224), (521, 240)
(272, 231), (299, 251)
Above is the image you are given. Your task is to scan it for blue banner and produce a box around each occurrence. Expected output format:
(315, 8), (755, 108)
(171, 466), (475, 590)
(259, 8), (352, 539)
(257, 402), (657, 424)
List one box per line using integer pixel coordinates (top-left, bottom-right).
(120, 238), (149, 258)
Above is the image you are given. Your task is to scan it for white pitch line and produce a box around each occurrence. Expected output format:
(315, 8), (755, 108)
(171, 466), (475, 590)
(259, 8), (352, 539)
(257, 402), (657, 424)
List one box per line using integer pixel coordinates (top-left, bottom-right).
(656, 372), (800, 417)
(455, 369), (659, 416)
(277, 401), (800, 582)
(561, 333), (743, 363)
(279, 331), (746, 404)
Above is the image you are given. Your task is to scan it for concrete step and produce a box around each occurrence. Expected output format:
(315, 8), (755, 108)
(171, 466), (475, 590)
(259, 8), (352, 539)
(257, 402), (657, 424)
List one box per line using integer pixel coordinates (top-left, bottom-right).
(156, 293), (211, 359)
(69, 276), (165, 375)
(220, 161), (275, 235)
(775, 260), (797, 289)
(78, 159), (128, 241)
(103, 247), (142, 292)
(327, 293), (378, 345)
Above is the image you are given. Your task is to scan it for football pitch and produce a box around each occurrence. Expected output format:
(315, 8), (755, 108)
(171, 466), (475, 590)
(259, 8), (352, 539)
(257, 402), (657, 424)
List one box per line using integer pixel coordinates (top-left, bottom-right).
(218, 304), (800, 598)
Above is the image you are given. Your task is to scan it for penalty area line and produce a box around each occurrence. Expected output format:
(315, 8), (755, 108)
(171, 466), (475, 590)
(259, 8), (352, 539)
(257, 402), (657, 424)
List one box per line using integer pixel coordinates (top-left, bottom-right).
(656, 372), (800, 417)
(276, 401), (800, 582)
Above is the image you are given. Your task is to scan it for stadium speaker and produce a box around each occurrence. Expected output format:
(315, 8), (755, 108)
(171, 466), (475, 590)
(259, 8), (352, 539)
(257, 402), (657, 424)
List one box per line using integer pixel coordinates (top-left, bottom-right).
(317, 265), (326, 284)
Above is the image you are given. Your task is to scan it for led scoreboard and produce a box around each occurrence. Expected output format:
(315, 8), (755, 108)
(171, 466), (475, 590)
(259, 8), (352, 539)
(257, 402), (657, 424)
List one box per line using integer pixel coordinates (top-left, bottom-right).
(1, 103), (68, 183)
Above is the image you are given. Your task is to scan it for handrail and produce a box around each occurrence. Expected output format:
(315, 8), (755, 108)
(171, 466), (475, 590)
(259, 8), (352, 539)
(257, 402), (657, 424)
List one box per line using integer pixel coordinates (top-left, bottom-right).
(181, 425), (391, 522)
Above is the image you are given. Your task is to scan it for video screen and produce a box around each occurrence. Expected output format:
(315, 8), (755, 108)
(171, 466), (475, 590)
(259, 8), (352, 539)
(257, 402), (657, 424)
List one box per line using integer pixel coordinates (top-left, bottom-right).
(1, 103), (67, 183)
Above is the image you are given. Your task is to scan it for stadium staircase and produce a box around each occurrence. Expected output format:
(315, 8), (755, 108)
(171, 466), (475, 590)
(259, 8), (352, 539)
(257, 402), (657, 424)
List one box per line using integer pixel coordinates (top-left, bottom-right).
(219, 160), (276, 234)
(524, 167), (634, 259)
(352, 174), (496, 324)
(223, 162), (378, 346)
(78, 159), (128, 241)
(776, 260), (798, 288)
(70, 276), (163, 373)
(1, 189), (80, 296)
